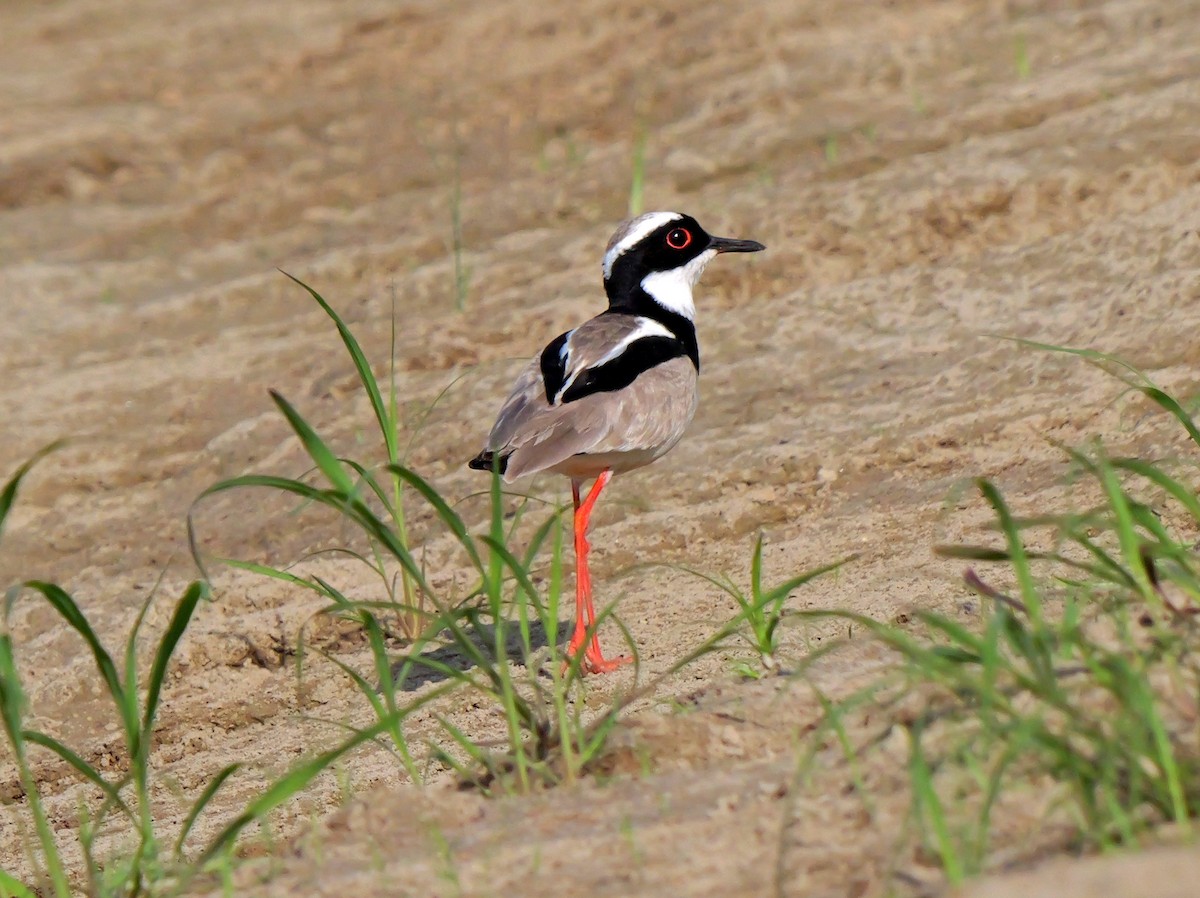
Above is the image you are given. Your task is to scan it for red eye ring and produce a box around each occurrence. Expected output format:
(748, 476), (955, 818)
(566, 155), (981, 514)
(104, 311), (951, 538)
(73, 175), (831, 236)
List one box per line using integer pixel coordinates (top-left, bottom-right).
(666, 228), (692, 250)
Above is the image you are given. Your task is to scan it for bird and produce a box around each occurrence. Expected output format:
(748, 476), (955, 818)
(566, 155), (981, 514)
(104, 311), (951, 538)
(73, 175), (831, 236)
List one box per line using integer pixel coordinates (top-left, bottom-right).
(469, 211), (765, 674)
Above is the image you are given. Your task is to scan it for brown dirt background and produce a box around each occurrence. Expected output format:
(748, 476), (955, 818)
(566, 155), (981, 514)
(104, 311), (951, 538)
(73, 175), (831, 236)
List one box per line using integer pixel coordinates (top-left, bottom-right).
(3, 0), (1200, 894)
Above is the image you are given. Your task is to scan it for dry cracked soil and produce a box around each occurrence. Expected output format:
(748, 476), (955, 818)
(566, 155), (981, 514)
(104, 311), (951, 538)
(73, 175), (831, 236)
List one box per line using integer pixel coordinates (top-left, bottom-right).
(3, 0), (1200, 895)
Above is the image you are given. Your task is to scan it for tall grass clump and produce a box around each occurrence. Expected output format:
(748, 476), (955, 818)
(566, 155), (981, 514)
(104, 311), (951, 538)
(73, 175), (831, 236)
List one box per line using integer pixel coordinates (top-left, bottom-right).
(0, 450), (367, 894)
(0, 460), (468, 894)
(190, 275), (639, 793)
(799, 344), (1200, 886)
(0, 448), (219, 896)
(279, 272), (429, 641)
(671, 533), (853, 678)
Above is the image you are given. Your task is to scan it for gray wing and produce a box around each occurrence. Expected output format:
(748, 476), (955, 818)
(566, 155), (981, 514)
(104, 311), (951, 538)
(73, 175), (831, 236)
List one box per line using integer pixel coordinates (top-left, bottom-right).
(479, 315), (696, 481)
(484, 354), (555, 457)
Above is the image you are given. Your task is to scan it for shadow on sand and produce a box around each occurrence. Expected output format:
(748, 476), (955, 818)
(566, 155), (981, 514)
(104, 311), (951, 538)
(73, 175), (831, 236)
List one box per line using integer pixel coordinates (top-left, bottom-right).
(385, 617), (567, 692)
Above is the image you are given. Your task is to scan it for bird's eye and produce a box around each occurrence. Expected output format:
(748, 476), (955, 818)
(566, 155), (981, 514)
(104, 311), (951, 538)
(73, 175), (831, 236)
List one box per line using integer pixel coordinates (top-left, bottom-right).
(666, 228), (692, 250)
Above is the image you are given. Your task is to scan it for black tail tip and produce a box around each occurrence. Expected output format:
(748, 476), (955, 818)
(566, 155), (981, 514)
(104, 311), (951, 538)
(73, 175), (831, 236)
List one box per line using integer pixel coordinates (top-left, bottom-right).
(468, 451), (508, 474)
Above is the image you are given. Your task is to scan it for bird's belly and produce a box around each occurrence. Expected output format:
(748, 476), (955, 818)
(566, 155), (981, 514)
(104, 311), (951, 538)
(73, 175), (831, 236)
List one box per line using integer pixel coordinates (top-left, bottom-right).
(548, 406), (694, 478)
(548, 444), (674, 479)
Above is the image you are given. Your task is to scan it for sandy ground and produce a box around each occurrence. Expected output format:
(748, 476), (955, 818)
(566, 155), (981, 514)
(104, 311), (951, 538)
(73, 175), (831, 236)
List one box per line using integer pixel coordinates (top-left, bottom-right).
(3, 0), (1200, 894)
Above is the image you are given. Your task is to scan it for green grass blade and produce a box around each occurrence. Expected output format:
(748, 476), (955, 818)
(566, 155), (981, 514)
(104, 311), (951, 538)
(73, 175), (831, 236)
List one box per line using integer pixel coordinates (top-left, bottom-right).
(1005, 337), (1200, 446)
(189, 474), (340, 580)
(478, 535), (547, 617)
(279, 272), (398, 462)
(20, 582), (133, 741)
(386, 464), (483, 572)
(760, 556), (857, 605)
(914, 611), (985, 657)
(908, 727), (964, 885)
(341, 458), (398, 520)
(0, 634), (71, 898)
(1134, 677), (1190, 829)
(520, 506), (565, 572)
(750, 533), (764, 600)
(194, 474), (338, 506)
(1096, 459), (1156, 602)
(175, 763), (242, 855)
(142, 581), (207, 735)
(215, 558), (321, 589)
(628, 124), (647, 217)
(269, 391), (356, 495)
(199, 680), (456, 865)
(23, 730), (133, 818)
(1113, 457), (1200, 523)
(1002, 337), (1148, 382)
(656, 562), (745, 603)
(314, 646), (387, 718)
(432, 712), (495, 775)
(192, 472), (434, 598)
(1140, 386), (1200, 448)
(123, 585), (159, 784)
(198, 726), (381, 863)
(0, 441), (64, 538)
(976, 480), (1042, 625)
(0, 869), (38, 898)
(813, 688), (873, 815)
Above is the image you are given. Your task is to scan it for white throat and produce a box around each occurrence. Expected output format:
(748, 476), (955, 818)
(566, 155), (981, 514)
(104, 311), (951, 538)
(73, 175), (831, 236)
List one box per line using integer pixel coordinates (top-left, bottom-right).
(639, 248), (715, 320)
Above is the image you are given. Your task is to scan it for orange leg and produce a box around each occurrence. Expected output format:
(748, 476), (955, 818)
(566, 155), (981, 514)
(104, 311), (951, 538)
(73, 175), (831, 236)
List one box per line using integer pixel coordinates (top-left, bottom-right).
(565, 470), (631, 675)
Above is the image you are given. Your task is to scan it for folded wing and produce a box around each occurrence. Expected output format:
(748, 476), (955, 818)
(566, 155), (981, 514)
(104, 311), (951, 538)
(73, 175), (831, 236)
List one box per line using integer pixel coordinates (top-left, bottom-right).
(471, 314), (698, 481)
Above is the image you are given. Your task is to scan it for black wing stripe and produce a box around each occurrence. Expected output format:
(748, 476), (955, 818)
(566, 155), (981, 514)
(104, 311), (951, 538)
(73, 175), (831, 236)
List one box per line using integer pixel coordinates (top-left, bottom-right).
(540, 331), (570, 405)
(560, 336), (687, 404)
(468, 450), (509, 474)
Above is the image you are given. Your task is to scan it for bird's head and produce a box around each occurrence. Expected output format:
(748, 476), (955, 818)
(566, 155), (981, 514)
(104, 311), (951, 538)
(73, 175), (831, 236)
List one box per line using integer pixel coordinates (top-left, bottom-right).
(601, 211), (765, 320)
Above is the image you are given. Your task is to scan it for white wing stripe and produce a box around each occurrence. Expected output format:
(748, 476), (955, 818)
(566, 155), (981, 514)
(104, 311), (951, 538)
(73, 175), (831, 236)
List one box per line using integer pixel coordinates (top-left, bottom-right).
(553, 317), (673, 404)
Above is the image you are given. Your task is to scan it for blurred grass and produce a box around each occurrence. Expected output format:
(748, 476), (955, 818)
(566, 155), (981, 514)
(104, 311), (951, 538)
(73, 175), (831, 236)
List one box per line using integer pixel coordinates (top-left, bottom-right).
(785, 343), (1200, 889)
(628, 124), (648, 217)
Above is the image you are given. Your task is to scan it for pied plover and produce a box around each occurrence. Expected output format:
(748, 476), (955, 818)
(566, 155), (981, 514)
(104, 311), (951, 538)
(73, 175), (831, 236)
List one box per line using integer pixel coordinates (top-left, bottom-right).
(470, 211), (766, 673)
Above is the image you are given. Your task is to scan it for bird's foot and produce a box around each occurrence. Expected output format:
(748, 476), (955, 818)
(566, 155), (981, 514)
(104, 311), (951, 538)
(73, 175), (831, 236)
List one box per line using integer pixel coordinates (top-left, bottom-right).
(560, 645), (633, 676)
(581, 651), (633, 675)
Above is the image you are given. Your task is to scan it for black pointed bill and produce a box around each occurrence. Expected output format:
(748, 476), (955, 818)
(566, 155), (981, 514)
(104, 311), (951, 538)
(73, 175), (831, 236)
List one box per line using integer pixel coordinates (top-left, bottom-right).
(708, 236), (766, 254)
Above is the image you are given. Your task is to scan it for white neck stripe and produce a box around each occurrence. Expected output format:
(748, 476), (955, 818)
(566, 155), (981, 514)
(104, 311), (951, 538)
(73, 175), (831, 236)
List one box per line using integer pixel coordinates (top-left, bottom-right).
(594, 318), (675, 367)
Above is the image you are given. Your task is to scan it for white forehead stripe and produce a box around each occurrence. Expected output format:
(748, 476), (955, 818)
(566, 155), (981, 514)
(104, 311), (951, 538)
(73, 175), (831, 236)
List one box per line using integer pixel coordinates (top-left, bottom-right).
(602, 211), (683, 279)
